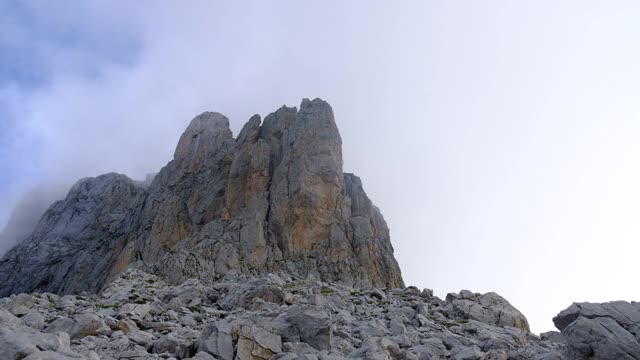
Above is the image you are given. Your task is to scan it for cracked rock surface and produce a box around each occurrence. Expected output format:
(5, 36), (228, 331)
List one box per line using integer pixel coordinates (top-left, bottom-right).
(553, 301), (640, 359)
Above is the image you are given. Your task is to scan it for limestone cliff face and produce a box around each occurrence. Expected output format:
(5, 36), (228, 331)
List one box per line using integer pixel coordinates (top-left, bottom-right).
(0, 98), (404, 296)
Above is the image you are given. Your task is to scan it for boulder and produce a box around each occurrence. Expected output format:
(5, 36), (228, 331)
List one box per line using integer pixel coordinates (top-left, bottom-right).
(447, 291), (530, 331)
(0, 325), (75, 359)
(0, 308), (23, 326)
(153, 332), (196, 359)
(236, 324), (282, 360)
(200, 318), (235, 360)
(44, 314), (111, 339)
(23, 310), (46, 330)
(284, 305), (332, 351)
(554, 301), (640, 359)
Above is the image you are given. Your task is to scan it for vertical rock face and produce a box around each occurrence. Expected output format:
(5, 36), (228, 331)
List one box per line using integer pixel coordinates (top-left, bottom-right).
(0, 98), (404, 296)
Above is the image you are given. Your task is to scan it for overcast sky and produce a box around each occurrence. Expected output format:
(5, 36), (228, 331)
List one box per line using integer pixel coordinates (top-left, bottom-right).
(2, 0), (640, 333)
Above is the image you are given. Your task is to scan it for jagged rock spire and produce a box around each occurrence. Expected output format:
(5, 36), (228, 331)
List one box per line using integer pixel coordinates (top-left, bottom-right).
(0, 98), (404, 297)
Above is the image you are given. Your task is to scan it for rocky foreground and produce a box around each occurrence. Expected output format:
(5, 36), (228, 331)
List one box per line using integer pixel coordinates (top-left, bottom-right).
(3, 272), (640, 360)
(0, 269), (620, 360)
(1, 269), (561, 360)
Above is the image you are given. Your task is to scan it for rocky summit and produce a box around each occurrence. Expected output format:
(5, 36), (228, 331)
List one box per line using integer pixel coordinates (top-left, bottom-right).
(0, 98), (403, 298)
(0, 98), (639, 360)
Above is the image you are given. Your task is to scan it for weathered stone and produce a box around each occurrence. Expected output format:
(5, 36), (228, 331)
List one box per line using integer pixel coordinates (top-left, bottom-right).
(554, 301), (640, 359)
(0, 325), (74, 359)
(309, 294), (326, 306)
(188, 352), (217, 360)
(451, 345), (484, 360)
(44, 314), (111, 339)
(22, 351), (81, 360)
(285, 305), (332, 351)
(539, 331), (566, 344)
(449, 291), (529, 331)
(128, 329), (154, 347)
(153, 332), (196, 359)
(236, 324), (282, 360)
(0, 307), (23, 326)
(200, 318), (235, 360)
(23, 310), (46, 330)
(118, 303), (152, 319)
(389, 318), (406, 336)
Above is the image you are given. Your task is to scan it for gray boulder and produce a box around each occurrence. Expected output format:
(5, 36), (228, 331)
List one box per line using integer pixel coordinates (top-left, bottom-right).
(0, 325), (77, 359)
(446, 291), (530, 331)
(284, 305), (332, 351)
(23, 310), (46, 330)
(236, 324), (282, 360)
(0, 307), (23, 326)
(554, 301), (640, 359)
(153, 332), (196, 359)
(44, 314), (111, 339)
(200, 318), (235, 360)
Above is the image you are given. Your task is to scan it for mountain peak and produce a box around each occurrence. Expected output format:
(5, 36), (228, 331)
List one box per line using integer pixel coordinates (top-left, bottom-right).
(0, 99), (404, 297)
(173, 112), (233, 163)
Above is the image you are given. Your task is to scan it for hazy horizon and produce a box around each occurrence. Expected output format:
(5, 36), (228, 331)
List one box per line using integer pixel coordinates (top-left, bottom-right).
(3, 1), (640, 333)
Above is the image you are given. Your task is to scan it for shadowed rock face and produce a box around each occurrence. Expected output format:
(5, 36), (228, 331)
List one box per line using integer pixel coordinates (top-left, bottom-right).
(0, 98), (404, 296)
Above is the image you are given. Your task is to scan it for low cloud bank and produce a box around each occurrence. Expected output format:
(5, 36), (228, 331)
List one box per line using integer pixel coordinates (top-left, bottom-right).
(0, 184), (69, 256)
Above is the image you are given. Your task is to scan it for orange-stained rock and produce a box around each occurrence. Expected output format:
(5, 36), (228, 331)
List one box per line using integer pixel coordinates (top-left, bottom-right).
(0, 98), (404, 296)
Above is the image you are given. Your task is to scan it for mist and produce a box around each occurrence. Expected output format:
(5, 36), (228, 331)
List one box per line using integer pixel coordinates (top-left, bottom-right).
(3, 1), (640, 333)
(0, 184), (69, 256)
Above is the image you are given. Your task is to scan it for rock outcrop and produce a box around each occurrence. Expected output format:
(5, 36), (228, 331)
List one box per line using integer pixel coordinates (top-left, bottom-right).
(553, 301), (640, 359)
(0, 98), (403, 297)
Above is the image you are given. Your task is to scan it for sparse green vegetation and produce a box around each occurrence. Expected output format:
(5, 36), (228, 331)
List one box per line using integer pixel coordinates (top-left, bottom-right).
(131, 296), (146, 304)
(320, 287), (334, 295)
(284, 281), (302, 289)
